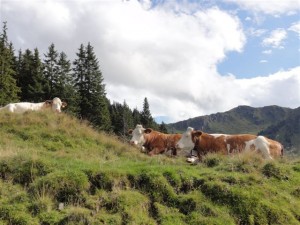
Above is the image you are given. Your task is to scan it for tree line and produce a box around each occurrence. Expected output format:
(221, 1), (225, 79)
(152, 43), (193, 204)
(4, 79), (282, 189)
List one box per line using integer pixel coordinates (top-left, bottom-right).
(0, 22), (168, 135)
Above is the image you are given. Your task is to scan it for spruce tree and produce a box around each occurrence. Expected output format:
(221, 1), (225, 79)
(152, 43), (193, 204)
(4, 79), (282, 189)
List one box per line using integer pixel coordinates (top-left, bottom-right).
(73, 43), (111, 131)
(122, 100), (134, 135)
(17, 49), (45, 102)
(0, 22), (20, 105)
(55, 51), (80, 115)
(27, 48), (45, 102)
(159, 121), (168, 133)
(43, 43), (59, 98)
(132, 108), (141, 127)
(141, 97), (154, 128)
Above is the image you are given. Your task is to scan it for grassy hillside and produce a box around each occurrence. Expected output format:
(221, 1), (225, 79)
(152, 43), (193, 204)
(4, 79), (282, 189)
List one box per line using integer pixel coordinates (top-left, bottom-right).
(0, 111), (300, 225)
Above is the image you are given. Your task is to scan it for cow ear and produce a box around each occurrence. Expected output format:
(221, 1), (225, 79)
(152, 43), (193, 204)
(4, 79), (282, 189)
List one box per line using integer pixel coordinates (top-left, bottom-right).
(128, 129), (133, 135)
(195, 131), (203, 137)
(45, 100), (52, 106)
(62, 102), (67, 108)
(144, 128), (153, 134)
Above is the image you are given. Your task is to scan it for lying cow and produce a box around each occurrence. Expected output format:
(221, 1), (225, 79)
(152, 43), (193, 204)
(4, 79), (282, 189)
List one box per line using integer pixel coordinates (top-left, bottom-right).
(0, 97), (67, 113)
(128, 124), (182, 156)
(176, 127), (283, 161)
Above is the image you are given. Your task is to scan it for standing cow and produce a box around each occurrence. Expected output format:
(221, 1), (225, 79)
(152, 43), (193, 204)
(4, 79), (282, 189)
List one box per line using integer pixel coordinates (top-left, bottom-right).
(0, 97), (67, 113)
(128, 124), (182, 156)
(176, 127), (283, 162)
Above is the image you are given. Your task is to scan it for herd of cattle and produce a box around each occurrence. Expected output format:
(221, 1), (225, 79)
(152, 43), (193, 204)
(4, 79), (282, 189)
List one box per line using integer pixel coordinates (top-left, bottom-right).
(0, 98), (283, 163)
(128, 124), (283, 163)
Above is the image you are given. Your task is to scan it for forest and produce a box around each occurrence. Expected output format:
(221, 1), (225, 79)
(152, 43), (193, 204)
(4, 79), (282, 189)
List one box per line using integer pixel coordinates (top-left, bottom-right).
(0, 22), (168, 136)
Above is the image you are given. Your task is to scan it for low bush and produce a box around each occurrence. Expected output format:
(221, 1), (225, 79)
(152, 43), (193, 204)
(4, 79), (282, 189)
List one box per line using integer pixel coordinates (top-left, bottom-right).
(262, 162), (289, 180)
(29, 170), (89, 204)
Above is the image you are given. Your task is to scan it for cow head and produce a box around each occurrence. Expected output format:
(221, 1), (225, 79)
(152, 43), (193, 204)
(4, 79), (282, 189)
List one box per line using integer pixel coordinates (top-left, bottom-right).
(128, 124), (153, 149)
(176, 127), (203, 150)
(45, 97), (67, 113)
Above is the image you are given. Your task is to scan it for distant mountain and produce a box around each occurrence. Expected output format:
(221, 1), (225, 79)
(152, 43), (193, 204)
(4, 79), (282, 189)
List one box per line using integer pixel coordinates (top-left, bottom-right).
(167, 105), (299, 153)
(259, 107), (300, 153)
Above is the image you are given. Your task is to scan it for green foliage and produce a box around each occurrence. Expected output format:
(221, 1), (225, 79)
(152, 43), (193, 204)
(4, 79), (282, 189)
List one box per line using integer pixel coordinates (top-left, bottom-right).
(262, 162), (289, 180)
(30, 170), (90, 204)
(0, 22), (20, 105)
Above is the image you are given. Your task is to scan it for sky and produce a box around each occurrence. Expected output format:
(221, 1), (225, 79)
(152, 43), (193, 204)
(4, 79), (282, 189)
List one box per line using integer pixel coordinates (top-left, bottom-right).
(1, 0), (300, 123)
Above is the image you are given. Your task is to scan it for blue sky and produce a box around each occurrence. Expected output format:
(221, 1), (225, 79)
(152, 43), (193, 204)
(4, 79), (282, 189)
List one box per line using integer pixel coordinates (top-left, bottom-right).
(217, 2), (300, 78)
(1, 0), (300, 123)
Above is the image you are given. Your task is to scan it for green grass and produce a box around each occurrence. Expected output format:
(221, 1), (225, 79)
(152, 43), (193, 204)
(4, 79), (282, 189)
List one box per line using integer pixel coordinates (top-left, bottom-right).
(0, 111), (300, 225)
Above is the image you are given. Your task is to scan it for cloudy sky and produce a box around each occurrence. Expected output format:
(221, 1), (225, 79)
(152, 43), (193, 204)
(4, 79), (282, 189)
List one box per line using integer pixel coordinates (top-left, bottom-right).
(1, 0), (300, 123)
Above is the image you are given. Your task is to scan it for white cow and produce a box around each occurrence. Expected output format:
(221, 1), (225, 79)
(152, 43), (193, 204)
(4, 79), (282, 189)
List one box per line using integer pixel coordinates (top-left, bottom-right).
(0, 97), (67, 113)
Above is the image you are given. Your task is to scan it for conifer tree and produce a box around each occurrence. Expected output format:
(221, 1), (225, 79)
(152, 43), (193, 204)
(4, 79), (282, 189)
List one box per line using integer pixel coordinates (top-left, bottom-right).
(110, 101), (124, 135)
(132, 108), (141, 126)
(141, 97), (155, 128)
(0, 22), (20, 105)
(122, 100), (134, 135)
(73, 43), (111, 131)
(159, 121), (168, 133)
(55, 51), (80, 115)
(17, 48), (45, 102)
(27, 48), (45, 102)
(43, 43), (59, 98)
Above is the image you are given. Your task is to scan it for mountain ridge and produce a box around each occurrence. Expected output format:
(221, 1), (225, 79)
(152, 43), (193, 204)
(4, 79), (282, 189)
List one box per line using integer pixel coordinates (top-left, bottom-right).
(167, 105), (299, 152)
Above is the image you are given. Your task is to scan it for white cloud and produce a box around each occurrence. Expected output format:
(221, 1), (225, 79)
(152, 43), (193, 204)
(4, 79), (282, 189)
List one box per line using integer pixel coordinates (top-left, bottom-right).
(289, 21), (300, 37)
(224, 0), (300, 15)
(235, 67), (300, 108)
(262, 50), (272, 54)
(248, 28), (267, 37)
(260, 60), (268, 63)
(0, 0), (299, 123)
(262, 28), (287, 48)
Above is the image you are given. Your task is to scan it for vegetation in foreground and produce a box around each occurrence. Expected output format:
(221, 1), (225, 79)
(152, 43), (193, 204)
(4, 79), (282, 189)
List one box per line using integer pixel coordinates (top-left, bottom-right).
(0, 111), (300, 225)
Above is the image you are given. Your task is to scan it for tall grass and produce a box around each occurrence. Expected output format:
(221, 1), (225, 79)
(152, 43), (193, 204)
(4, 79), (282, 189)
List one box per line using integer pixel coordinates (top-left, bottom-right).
(0, 111), (299, 224)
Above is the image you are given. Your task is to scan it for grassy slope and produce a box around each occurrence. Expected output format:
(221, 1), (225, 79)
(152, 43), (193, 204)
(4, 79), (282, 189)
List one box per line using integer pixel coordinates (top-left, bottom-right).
(0, 112), (300, 225)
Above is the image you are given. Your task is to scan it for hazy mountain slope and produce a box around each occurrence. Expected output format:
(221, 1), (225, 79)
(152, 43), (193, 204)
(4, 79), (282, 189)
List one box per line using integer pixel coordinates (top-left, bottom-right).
(168, 105), (300, 153)
(259, 107), (300, 153)
(168, 105), (292, 134)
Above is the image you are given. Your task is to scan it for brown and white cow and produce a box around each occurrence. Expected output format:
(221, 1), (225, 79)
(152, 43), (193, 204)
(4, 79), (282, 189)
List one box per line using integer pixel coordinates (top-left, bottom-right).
(128, 124), (182, 156)
(176, 127), (283, 161)
(0, 97), (67, 114)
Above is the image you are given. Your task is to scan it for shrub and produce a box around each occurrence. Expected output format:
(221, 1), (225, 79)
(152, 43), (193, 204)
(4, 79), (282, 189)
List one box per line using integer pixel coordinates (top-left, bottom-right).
(59, 207), (91, 225)
(0, 156), (52, 186)
(262, 162), (289, 180)
(30, 170), (89, 204)
(104, 190), (156, 225)
(203, 155), (221, 167)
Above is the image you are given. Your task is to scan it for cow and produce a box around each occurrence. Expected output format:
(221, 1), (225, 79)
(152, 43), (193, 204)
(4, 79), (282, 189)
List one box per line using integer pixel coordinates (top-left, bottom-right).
(0, 97), (67, 114)
(128, 124), (182, 156)
(176, 127), (283, 162)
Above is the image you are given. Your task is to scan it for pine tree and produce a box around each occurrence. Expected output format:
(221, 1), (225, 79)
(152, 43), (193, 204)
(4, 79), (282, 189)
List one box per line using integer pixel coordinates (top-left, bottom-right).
(73, 43), (111, 131)
(0, 22), (20, 105)
(122, 100), (134, 135)
(27, 48), (45, 102)
(43, 43), (59, 98)
(159, 121), (168, 133)
(55, 51), (80, 115)
(110, 101), (124, 135)
(17, 48), (49, 102)
(132, 108), (141, 126)
(141, 97), (154, 128)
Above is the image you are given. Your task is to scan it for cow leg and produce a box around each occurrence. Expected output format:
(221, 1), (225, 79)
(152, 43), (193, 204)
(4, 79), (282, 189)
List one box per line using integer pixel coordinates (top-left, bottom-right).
(171, 147), (177, 156)
(148, 147), (163, 156)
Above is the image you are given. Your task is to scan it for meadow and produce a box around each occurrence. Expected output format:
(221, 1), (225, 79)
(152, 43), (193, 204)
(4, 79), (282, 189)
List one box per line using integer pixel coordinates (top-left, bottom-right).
(0, 111), (299, 225)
